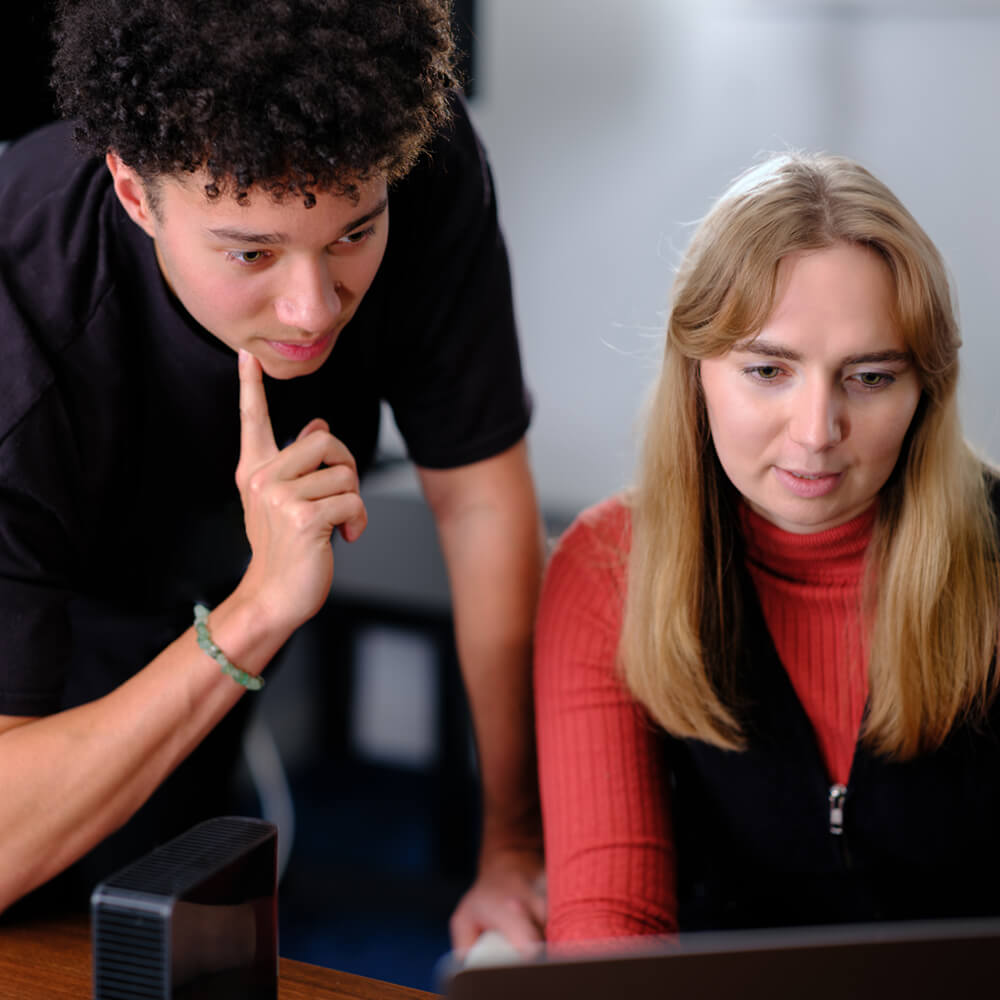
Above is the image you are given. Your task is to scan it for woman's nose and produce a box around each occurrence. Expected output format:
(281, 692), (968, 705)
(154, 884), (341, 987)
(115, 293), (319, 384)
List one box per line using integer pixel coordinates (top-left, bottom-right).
(787, 383), (844, 451)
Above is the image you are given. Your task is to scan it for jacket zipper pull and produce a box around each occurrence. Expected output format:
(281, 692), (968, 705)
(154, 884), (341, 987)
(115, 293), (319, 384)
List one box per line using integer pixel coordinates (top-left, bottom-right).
(828, 783), (847, 835)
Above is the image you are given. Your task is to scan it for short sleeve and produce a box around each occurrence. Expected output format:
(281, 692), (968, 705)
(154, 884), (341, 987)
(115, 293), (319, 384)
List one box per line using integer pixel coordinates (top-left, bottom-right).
(378, 92), (531, 469)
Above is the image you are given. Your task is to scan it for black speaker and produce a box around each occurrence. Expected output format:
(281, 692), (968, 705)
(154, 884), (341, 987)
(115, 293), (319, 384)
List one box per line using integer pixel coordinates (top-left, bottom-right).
(91, 816), (278, 999)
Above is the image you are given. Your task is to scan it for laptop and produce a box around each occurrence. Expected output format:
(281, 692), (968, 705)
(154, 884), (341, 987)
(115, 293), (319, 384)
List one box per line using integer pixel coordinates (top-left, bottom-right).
(445, 917), (1000, 1000)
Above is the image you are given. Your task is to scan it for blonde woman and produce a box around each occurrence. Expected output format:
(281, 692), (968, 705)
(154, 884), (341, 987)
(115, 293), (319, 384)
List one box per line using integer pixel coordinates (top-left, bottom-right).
(535, 153), (1000, 946)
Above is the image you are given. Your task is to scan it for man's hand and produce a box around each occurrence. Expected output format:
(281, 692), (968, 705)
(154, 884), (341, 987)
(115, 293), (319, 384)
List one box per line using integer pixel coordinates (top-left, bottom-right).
(234, 349), (366, 631)
(449, 846), (547, 957)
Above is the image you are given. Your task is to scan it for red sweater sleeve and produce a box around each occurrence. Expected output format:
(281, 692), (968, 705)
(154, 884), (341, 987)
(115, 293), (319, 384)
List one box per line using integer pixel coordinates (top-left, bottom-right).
(534, 497), (677, 945)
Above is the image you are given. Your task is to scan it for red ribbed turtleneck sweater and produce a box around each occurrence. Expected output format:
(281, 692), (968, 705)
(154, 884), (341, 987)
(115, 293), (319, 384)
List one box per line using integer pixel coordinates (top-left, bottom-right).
(534, 495), (874, 944)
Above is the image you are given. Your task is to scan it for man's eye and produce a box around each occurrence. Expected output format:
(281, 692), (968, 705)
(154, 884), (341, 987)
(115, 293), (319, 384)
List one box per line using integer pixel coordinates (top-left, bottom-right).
(336, 225), (376, 247)
(226, 249), (270, 266)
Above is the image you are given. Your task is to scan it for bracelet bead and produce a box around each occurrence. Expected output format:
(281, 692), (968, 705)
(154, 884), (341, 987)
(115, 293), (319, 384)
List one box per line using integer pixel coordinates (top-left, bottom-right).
(193, 603), (264, 691)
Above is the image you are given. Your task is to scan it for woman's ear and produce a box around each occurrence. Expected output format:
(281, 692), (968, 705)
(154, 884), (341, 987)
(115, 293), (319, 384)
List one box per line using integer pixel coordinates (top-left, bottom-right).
(105, 152), (158, 237)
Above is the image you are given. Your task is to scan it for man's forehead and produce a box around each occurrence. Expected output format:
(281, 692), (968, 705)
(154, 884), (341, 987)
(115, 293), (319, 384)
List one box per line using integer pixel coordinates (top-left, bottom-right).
(164, 168), (384, 207)
(156, 170), (389, 232)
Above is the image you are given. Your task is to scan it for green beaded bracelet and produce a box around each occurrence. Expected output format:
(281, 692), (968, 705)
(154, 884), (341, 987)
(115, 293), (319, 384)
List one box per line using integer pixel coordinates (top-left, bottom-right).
(193, 603), (264, 691)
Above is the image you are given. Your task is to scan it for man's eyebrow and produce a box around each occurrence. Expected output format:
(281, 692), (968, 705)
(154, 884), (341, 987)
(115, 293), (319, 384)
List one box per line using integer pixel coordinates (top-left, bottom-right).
(734, 339), (912, 366)
(339, 197), (388, 238)
(205, 197), (389, 246)
(206, 226), (286, 245)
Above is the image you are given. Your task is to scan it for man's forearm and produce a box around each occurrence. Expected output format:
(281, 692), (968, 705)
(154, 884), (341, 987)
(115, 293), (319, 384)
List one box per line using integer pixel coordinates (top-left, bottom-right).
(0, 588), (287, 912)
(419, 442), (546, 854)
(463, 635), (542, 856)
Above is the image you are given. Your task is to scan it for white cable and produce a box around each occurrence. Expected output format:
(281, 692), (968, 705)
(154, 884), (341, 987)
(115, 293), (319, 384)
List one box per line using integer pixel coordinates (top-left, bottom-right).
(242, 714), (296, 882)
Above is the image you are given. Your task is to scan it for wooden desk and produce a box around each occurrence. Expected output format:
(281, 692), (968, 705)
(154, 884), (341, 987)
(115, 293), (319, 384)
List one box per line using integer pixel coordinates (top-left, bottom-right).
(0, 914), (442, 999)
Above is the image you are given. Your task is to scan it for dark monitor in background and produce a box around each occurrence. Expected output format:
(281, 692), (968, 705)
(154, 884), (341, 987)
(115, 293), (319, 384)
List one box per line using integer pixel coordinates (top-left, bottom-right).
(1, 2), (58, 142)
(452, 0), (478, 98)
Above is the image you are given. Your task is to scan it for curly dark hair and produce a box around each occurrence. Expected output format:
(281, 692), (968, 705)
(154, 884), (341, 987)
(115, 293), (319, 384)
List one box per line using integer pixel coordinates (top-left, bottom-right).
(52, 0), (459, 204)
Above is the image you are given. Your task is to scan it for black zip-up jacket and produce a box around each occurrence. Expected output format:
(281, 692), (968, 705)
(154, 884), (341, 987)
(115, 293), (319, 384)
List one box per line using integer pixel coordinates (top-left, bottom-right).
(667, 563), (1000, 932)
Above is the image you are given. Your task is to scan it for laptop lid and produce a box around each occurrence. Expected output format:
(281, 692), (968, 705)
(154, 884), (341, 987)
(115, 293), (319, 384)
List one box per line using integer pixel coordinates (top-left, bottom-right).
(446, 917), (1000, 1000)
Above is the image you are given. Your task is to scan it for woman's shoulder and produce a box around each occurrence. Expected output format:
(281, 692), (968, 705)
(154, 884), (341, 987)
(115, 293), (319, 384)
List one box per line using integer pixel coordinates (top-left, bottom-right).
(543, 494), (632, 607)
(537, 495), (631, 673)
(551, 493), (632, 563)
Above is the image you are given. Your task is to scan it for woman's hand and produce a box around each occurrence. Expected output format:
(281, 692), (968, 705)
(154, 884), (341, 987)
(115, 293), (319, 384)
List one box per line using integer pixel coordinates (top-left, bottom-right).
(449, 846), (547, 958)
(233, 349), (367, 632)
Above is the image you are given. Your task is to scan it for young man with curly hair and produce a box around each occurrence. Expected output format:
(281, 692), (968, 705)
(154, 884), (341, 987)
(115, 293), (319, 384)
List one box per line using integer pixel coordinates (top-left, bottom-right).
(0, 0), (545, 953)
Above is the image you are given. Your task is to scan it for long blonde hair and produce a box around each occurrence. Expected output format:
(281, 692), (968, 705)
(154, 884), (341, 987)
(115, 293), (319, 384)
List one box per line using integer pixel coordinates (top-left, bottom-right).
(621, 153), (999, 758)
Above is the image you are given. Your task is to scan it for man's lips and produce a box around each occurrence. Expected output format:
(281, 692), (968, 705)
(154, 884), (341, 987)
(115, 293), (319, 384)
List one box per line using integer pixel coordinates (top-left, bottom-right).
(774, 467), (843, 498)
(265, 331), (336, 361)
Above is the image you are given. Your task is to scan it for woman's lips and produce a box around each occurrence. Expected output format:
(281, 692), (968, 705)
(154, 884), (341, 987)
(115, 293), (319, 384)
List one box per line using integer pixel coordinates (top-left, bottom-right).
(266, 331), (335, 361)
(774, 467), (843, 498)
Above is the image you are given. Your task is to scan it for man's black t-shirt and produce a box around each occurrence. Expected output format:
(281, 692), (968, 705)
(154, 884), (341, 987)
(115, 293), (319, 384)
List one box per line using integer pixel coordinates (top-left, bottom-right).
(0, 94), (530, 904)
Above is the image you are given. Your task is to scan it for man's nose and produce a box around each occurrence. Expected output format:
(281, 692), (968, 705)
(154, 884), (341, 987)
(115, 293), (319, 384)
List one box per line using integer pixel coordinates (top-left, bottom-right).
(274, 262), (342, 335)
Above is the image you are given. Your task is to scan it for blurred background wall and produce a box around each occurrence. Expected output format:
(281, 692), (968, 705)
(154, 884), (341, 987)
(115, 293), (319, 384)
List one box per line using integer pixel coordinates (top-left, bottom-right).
(447, 0), (1000, 516)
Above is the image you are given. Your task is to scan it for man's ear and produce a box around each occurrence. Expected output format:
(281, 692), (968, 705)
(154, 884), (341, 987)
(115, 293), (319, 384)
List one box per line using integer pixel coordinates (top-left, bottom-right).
(106, 152), (158, 237)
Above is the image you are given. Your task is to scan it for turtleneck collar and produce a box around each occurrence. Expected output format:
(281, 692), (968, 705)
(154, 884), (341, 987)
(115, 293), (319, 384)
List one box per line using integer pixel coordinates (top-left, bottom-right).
(739, 500), (876, 586)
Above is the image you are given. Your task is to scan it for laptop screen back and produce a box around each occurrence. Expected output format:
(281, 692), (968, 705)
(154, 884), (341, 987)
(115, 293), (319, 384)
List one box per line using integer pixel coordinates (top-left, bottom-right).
(446, 918), (1000, 1000)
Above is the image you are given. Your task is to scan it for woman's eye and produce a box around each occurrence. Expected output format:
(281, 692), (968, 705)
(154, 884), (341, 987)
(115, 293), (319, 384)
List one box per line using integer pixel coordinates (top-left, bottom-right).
(746, 365), (782, 381)
(853, 371), (895, 389)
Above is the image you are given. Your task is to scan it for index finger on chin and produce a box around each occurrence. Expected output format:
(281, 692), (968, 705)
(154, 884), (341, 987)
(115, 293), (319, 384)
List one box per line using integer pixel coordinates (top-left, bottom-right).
(238, 349), (278, 464)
